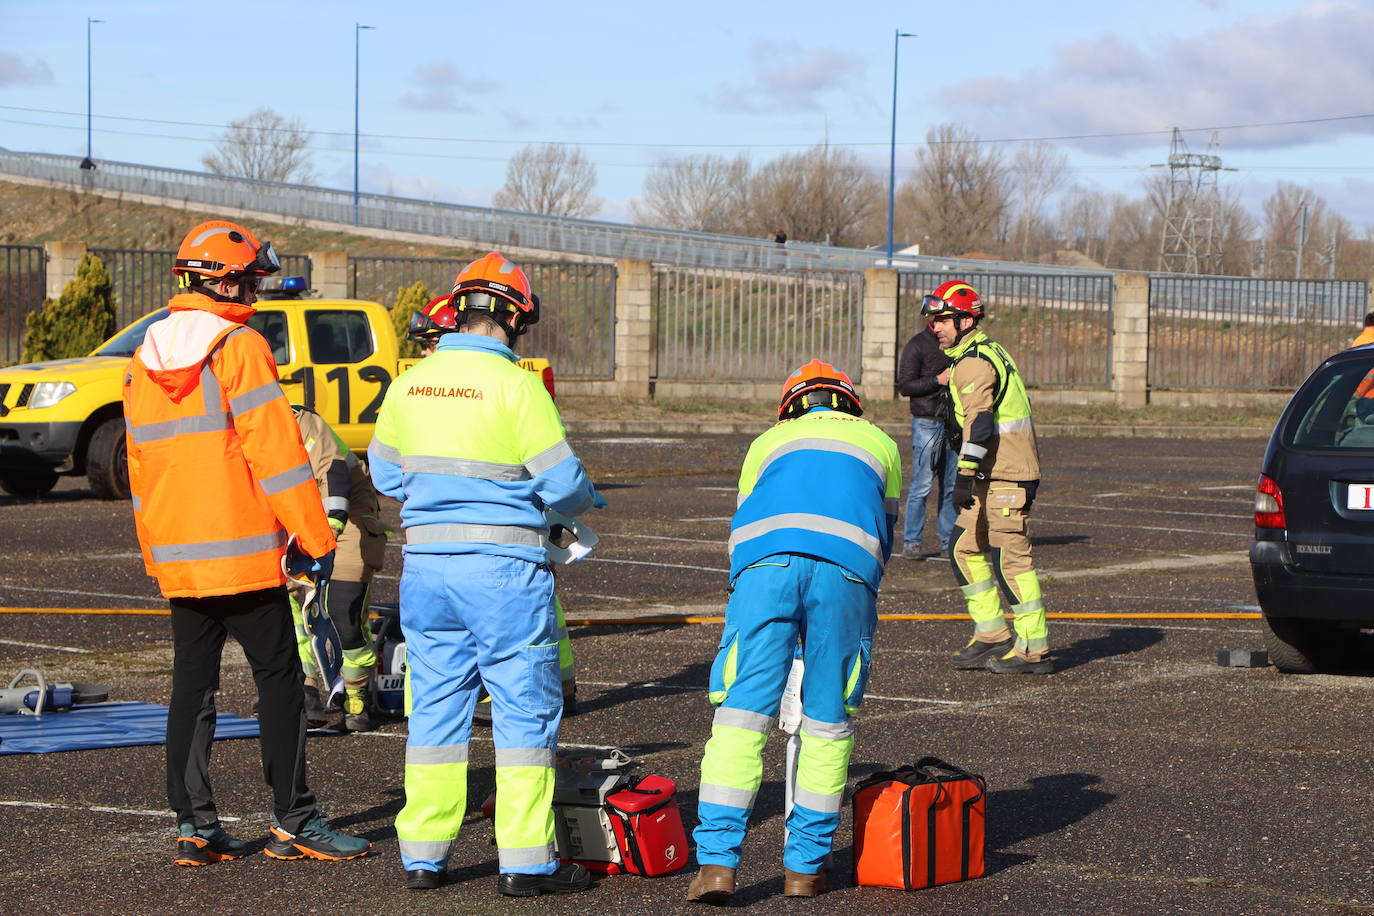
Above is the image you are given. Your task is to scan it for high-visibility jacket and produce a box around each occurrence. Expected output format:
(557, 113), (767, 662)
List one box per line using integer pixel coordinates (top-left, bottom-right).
(293, 404), (382, 536)
(944, 329), (1040, 481)
(368, 332), (593, 562)
(1352, 326), (1374, 348)
(728, 408), (901, 592)
(124, 293), (335, 599)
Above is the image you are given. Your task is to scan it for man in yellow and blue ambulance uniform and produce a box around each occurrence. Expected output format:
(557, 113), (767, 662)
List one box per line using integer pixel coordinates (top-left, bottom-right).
(369, 253), (597, 897)
(921, 280), (1051, 674)
(688, 360), (901, 904)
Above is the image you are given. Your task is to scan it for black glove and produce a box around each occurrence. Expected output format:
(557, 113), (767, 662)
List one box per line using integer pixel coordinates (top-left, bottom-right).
(1022, 479), (1040, 512)
(952, 473), (977, 510)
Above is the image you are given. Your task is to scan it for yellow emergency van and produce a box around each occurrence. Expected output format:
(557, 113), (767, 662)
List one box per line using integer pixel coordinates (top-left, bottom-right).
(0, 278), (551, 498)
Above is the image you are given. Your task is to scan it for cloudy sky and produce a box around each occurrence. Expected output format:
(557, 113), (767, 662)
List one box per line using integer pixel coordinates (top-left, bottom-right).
(3, 0), (1374, 227)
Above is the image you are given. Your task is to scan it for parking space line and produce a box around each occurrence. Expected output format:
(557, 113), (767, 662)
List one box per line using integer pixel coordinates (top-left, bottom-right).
(0, 584), (164, 603)
(1037, 518), (1250, 538)
(1053, 621), (1262, 633)
(1199, 485), (1253, 491)
(0, 800), (239, 821)
(609, 533), (724, 545)
(677, 517), (731, 523)
(350, 731), (633, 753)
(864, 694), (964, 705)
(1092, 492), (1127, 497)
(580, 679), (699, 692)
(589, 557), (731, 573)
(1047, 503), (1251, 520)
(0, 638), (92, 654)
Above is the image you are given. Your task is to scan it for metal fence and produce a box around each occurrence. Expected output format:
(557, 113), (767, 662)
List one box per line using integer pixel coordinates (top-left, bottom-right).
(1148, 276), (1370, 390)
(351, 257), (615, 378)
(0, 245), (45, 364)
(88, 248), (310, 330)
(0, 148), (1101, 276)
(896, 271), (1115, 388)
(653, 267), (864, 382)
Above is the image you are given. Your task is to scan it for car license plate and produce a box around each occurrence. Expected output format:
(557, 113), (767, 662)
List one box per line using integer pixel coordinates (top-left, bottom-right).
(1347, 483), (1374, 510)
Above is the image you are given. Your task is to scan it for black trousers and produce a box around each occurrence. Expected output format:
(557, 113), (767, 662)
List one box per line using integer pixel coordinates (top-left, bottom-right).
(167, 586), (316, 834)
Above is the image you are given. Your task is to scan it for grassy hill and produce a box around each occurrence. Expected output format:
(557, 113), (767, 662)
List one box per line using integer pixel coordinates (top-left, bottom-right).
(0, 179), (482, 257)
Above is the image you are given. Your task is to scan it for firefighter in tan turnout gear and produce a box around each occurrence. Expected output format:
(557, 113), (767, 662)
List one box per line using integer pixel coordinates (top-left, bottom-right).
(289, 405), (387, 731)
(921, 281), (1052, 674)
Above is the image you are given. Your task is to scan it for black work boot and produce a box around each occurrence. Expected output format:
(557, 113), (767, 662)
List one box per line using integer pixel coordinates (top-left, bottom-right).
(953, 636), (1013, 670)
(301, 677), (329, 727)
(497, 862), (593, 896)
(986, 649), (1054, 675)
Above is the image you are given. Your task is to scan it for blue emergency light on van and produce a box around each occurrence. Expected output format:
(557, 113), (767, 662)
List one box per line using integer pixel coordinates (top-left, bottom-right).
(279, 276), (308, 293)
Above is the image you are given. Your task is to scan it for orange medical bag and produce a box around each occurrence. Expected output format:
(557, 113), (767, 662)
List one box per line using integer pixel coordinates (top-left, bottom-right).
(851, 757), (986, 890)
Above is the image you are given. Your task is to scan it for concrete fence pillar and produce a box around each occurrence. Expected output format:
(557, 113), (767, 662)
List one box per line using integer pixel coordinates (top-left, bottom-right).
(311, 251), (350, 299)
(44, 241), (87, 301)
(614, 259), (653, 398)
(860, 268), (899, 401)
(1111, 272), (1150, 408)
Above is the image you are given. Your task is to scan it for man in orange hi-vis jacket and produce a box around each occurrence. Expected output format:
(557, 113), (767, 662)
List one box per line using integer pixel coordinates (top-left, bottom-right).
(124, 220), (370, 868)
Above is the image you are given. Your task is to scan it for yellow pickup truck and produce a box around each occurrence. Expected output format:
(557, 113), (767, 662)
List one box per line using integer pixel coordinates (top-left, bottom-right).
(0, 280), (552, 498)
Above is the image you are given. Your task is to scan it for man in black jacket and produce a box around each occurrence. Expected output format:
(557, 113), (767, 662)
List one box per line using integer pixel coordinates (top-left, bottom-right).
(895, 323), (957, 559)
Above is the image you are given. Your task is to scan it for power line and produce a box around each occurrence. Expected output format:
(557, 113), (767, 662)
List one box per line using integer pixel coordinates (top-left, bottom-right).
(3, 103), (1373, 151)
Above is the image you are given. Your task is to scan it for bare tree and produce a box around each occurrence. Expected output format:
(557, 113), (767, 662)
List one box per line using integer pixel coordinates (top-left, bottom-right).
(1259, 181), (1343, 278)
(1058, 187), (1111, 264)
(202, 108), (314, 184)
(898, 124), (1008, 256)
(743, 143), (880, 247)
(493, 143), (600, 218)
(1008, 141), (1068, 259)
(631, 153), (750, 233)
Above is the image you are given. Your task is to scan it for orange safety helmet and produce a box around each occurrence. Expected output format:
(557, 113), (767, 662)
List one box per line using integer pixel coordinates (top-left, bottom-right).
(449, 251), (539, 336)
(778, 359), (863, 420)
(407, 296), (459, 343)
(920, 280), (984, 321)
(173, 220), (280, 281)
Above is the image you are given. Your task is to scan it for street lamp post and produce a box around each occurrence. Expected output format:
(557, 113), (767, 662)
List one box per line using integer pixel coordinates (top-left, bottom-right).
(82, 17), (105, 170)
(354, 23), (375, 226)
(886, 30), (914, 266)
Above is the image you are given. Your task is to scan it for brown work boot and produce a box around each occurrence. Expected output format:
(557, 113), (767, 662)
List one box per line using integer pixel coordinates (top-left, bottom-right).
(687, 864), (736, 905)
(783, 868), (827, 897)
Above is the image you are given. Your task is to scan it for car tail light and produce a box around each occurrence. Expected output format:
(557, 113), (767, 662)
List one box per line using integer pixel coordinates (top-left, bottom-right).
(1255, 474), (1286, 529)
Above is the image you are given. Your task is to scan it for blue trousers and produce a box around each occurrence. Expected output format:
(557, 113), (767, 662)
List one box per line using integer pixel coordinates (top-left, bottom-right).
(695, 554), (876, 874)
(396, 552), (561, 875)
(904, 417), (957, 550)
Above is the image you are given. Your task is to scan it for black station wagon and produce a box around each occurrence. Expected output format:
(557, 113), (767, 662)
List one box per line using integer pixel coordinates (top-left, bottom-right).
(1251, 346), (1374, 672)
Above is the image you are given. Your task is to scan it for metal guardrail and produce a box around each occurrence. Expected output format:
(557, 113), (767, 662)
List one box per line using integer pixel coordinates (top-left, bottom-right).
(653, 267), (864, 383)
(350, 257), (615, 379)
(897, 271), (1114, 389)
(90, 248), (310, 329)
(1148, 276), (1370, 390)
(0, 148), (1101, 276)
(0, 244), (45, 364)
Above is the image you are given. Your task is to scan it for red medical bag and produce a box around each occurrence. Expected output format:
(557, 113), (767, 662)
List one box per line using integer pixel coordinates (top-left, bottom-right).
(605, 775), (689, 877)
(851, 757), (986, 890)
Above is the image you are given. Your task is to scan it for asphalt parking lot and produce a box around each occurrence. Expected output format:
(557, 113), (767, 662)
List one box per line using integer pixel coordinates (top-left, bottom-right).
(3, 433), (1372, 914)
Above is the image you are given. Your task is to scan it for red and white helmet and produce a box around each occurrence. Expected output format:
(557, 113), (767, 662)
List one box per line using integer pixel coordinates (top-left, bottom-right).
(920, 280), (983, 320)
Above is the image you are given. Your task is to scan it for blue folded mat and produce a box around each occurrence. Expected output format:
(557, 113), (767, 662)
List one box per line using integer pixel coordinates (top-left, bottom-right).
(0, 701), (260, 754)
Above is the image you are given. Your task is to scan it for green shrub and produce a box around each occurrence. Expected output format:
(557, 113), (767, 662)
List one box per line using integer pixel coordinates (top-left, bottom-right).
(22, 253), (118, 362)
(390, 281), (430, 360)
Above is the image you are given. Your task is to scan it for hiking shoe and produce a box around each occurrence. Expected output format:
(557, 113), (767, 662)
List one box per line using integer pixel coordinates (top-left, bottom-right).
(783, 867), (827, 897)
(264, 812), (371, 861)
(343, 688), (375, 732)
(899, 544), (923, 560)
(953, 636), (1013, 670)
(497, 862), (593, 897)
(986, 650), (1054, 675)
(687, 864), (736, 904)
(173, 822), (246, 866)
(302, 683), (329, 727)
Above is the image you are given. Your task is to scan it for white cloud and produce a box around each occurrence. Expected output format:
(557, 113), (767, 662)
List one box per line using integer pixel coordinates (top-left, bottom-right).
(398, 62), (498, 113)
(0, 53), (52, 87)
(706, 40), (869, 114)
(937, 1), (1374, 153)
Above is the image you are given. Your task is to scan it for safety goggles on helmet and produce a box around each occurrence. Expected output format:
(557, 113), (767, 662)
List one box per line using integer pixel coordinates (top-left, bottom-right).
(242, 240), (281, 276)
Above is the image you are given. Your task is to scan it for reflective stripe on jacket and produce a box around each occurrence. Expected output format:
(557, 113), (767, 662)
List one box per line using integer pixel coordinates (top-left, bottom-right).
(124, 293), (336, 598)
(945, 330), (1040, 481)
(728, 408), (901, 592)
(367, 332), (593, 563)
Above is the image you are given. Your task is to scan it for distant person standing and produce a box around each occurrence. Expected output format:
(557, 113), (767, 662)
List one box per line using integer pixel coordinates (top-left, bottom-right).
(896, 320), (957, 559)
(1351, 313), (1374, 348)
